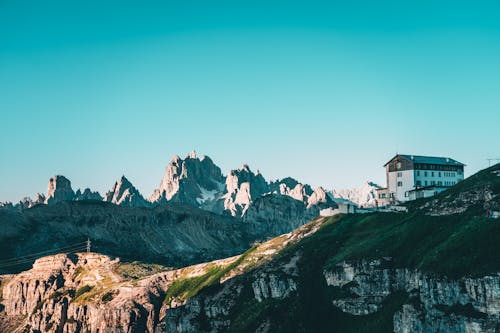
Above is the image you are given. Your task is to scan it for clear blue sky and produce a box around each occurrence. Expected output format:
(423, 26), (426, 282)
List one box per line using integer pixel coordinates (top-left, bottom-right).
(1, 1), (499, 202)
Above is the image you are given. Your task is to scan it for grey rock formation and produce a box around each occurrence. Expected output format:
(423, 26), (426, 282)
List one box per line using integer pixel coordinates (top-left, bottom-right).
(104, 175), (148, 207)
(269, 177), (314, 202)
(222, 164), (269, 216)
(150, 151), (225, 208)
(74, 188), (102, 201)
(45, 175), (75, 205)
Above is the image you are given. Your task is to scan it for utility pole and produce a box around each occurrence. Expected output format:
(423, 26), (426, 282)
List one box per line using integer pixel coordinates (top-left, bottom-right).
(487, 158), (500, 167)
(86, 238), (91, 253)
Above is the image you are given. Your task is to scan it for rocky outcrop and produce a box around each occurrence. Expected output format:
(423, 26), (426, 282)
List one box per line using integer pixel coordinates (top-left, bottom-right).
(269, 177), (314, 202)
(0, 252), (238, 333)
(222, 164), (269, 216)
(45, 175), (75, 205)
(324, 259), (500, 332)
(104, 175), (149, 207)
(150, 151), (225, 207)
(307, 186), (335, 209)
(74, 188), (102, 201)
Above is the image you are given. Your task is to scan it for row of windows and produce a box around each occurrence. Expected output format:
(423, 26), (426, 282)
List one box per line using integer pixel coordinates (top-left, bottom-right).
(414, 164), (461, 171)
(415, 180), (457, 187)
(416, 171), (457, 178)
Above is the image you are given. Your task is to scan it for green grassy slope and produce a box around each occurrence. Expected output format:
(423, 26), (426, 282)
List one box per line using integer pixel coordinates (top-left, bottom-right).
(177, 164), (500, 332)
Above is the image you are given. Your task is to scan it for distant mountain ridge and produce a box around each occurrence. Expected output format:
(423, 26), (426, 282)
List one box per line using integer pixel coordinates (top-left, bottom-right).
(2, 151), (381, 218)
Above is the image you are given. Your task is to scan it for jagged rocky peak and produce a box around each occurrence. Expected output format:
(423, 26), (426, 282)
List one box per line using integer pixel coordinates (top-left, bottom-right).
(74, 188), (102, 201)
(104, 175), (148, 207)
(150, 151), (225, 206)
(45, 175), (75, 205)
(307, 186), (335, 208)
(269, 177), (314, 202)
(331, 181), (382, 208)
(223, 164), (270, 216)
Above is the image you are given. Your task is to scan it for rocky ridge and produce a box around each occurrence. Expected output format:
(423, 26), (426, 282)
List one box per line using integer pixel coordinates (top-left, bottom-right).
(1, 152), (339, 220)
(103, 175), (149, 207)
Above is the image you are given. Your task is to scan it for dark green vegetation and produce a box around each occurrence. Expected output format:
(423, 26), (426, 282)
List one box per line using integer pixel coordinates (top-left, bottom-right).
(74, 285), (93, 299)
(185, 164), (500, 332)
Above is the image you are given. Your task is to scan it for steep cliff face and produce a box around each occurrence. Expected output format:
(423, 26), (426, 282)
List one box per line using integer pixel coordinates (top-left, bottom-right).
(325, 259), (500, 333)
(45, 175), (75, 205)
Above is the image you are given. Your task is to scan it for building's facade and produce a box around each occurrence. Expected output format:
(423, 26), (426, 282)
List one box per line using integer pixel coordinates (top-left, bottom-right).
(378, 154), (465, 203)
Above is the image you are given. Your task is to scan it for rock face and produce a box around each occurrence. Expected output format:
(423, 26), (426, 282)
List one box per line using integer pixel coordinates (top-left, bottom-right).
(150, 151), (225, 207)
(222, 165), (269, 216)
(45, 175), (75, 205)
(324, 259), (500, 333)
(103, 175), (148, 207)
(330, 181), (382, 208)
(269, 177), (314, 202)
(0, 252), (237, 333)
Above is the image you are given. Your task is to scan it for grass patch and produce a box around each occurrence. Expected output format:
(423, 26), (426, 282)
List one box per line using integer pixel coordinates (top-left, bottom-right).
(74, 285), (93, 300)
(164, 246), (256, 305)
(101, 290), (117, 303)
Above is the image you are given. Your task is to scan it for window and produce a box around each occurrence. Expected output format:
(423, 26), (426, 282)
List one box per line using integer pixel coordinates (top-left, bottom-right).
(405, 191), (409, 197)
(416, 180), (421, 186)
(397, 171), (402, 177)
(438, 172), (441, 177)
(431, 172), (434, 177)
(416, 171), (420, 176)
(397, 181), (403, 187)
(425, 181), (428, 186)
(437, 181), (442, 186)
(424, 171), (428, 177)
(396, 162), (402, 170)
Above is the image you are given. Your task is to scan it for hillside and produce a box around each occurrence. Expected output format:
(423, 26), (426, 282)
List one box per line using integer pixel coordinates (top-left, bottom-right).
(0, 201), (257, 274)
(163, 164), (500, 332)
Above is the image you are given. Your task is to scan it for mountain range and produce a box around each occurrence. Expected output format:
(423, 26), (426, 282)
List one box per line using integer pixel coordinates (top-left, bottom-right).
(1, 151), (381, 214)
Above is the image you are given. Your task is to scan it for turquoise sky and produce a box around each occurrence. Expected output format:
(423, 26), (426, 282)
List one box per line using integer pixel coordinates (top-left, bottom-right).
(1, 1), (499, 202)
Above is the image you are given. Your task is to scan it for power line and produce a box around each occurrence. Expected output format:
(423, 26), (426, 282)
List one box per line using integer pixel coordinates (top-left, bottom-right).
(0, 247), (88, 268)
(0, 242), (88, 265)
(0, 242), (87, 264)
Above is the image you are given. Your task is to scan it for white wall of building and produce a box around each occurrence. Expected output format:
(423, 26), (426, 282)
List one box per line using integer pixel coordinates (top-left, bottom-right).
(388, 170), (415, 202)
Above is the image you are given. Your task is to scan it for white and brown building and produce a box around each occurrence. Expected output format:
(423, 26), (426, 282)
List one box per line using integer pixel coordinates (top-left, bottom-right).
(376, 154), (465, 204)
